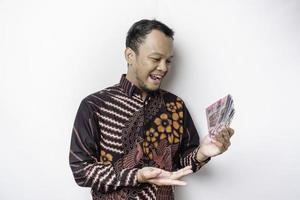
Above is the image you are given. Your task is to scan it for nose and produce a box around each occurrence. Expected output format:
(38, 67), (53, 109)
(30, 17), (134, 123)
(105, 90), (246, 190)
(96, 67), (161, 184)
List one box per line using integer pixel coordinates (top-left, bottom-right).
(157, 60), (168, 72)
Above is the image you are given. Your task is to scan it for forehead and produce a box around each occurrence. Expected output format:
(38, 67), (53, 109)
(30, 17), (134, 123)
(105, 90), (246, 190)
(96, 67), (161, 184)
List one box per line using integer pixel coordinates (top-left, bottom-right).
(139, 30), (174, 57)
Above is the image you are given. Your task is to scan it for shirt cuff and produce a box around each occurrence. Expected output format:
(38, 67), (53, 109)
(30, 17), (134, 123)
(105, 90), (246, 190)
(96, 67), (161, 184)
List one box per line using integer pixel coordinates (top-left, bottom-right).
(191, 146), (211, 172)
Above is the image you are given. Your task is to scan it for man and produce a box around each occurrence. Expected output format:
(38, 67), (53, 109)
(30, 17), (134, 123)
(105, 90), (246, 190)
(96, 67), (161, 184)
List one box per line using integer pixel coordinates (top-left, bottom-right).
(69, 19), (234, 200)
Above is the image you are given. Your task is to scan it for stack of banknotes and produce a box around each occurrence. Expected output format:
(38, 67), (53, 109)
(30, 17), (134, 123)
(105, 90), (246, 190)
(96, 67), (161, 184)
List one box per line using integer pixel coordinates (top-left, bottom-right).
(206, 94), (235, 137)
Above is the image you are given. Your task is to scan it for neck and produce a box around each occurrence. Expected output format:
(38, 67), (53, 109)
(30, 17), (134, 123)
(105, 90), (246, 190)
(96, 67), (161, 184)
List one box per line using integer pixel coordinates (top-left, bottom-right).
(141, 92), (147, 101)
(125, 73), (148, 101)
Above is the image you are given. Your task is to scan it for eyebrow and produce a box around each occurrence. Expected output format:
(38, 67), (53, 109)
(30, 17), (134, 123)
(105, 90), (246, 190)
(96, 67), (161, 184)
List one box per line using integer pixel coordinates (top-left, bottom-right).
(149, 52), (174, 58)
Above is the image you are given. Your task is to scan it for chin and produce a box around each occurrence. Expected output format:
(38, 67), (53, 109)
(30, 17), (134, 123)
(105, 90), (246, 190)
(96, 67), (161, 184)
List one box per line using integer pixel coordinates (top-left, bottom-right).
(147, 84), (161, 91)
(138, 79), (159, 92)
(141, 84), (160, 93)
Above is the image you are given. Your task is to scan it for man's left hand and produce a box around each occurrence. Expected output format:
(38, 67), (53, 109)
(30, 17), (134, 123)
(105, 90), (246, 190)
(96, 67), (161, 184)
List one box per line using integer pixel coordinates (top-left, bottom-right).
(196, 126), (235, 161)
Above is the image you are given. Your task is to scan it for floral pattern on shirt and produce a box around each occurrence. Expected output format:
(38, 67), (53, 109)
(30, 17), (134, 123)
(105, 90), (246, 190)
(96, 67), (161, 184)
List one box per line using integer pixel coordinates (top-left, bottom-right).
(100, 150), (113, 164)
(143, 97), (186, 159)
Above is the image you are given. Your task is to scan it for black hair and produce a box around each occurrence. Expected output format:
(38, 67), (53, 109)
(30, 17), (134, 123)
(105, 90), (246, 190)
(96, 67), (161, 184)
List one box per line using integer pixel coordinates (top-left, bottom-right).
(126, 19), (174, 54)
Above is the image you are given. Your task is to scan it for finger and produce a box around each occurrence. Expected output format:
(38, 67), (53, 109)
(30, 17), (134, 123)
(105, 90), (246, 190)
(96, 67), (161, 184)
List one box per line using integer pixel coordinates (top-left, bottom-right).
(175, 165), (192, 173)
(218, 138), (232, 152)
(173, 166), (193, 175)
(221, 128), (233, 142)
(222, 131), (230, 141)
(172, 166), (193, 177)
(213, 128), (230, 144)
(170, 166), (192, 178)
(214, 134), (226, 144)
(156, 170), (172, 178)
(221, 127), (230, 136)
(222, 140), (230, 151)
(170, 169), (193, 180)
(156, 166), (192, 179)
(171, 169), (193, 180)
(211, 138), (225, 150)
(148, 178), (187, 186)
(225, 141), (231, 150)
(226, 127), (235, 137)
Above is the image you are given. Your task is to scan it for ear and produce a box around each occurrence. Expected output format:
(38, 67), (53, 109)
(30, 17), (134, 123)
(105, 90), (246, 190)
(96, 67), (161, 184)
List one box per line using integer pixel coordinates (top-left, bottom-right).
(124, 47), (135, 65)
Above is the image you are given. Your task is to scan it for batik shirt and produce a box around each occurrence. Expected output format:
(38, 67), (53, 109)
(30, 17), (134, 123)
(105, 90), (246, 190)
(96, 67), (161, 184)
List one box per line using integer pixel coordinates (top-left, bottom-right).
(69, 74), (211, 200)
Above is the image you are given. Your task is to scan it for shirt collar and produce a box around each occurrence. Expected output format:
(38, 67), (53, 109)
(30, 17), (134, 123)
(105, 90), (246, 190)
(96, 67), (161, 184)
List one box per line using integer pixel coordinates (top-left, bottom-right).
(119, 74), (158, 98)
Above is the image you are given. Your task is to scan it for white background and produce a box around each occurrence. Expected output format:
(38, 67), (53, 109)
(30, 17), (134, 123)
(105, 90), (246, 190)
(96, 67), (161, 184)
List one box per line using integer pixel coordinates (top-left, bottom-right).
(1, 0), (300, 199)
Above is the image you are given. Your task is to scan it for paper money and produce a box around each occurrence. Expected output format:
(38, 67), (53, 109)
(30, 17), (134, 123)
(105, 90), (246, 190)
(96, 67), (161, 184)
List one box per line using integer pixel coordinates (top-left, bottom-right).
(206, 94), (235, 137)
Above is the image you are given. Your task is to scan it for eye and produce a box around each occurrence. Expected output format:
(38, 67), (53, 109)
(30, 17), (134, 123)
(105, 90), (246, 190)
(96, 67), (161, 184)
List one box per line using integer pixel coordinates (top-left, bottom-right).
(166, 59), (172, 64)
(151, 58), (160, 62)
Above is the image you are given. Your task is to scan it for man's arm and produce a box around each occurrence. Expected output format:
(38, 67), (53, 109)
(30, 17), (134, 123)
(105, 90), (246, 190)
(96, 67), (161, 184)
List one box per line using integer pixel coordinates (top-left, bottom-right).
(69, 98), (197, 191)
(177, 102), (211, 172)
(68, 99), (139, 193)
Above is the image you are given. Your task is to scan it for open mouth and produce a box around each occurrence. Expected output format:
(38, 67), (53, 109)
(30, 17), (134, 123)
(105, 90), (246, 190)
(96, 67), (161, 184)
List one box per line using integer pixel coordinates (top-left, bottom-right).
(148, 74), (165, 85)
(149, 74), (163, 81)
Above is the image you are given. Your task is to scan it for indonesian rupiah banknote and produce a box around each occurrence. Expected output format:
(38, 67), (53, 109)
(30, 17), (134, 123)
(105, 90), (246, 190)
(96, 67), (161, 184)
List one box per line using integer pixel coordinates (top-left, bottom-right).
(206, 94), (235, 137)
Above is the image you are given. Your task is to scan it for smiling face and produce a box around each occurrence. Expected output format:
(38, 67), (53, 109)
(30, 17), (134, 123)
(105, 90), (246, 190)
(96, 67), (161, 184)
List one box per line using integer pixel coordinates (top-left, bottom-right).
(125, 29), (174, 97)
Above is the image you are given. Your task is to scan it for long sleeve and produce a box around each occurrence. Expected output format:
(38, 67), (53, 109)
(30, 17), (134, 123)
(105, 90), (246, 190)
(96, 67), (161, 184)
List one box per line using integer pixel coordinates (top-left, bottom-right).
(178, 103), (211, 172)
(68, 99), (139, 193)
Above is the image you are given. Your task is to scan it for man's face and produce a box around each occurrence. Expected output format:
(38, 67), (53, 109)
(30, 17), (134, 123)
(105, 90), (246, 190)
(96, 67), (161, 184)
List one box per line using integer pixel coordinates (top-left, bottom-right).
(126, 30), (174, 93)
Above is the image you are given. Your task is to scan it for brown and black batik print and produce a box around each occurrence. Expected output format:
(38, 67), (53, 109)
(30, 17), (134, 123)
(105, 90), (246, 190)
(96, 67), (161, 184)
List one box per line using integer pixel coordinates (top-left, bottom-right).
(69, 74), (211, 200)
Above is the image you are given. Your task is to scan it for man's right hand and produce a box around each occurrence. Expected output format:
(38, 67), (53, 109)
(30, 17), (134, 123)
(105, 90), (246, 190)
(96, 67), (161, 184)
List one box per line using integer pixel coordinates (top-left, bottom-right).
(136, 166), (193, 186)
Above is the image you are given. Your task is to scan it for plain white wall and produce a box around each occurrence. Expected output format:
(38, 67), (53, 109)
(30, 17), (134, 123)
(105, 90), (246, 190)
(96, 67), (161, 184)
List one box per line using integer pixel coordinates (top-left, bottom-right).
(1, 0), (299, 199)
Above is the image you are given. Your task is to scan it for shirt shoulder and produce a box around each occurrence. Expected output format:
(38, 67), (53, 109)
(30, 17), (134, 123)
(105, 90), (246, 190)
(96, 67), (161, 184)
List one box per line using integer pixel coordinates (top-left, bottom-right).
(80, 84), (123, 110)
(159, 89), (186, 105)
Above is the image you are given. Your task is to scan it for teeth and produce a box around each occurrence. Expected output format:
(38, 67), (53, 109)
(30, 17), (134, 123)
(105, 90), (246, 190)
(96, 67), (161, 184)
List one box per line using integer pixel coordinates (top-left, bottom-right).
(151, 74), (162, 80)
